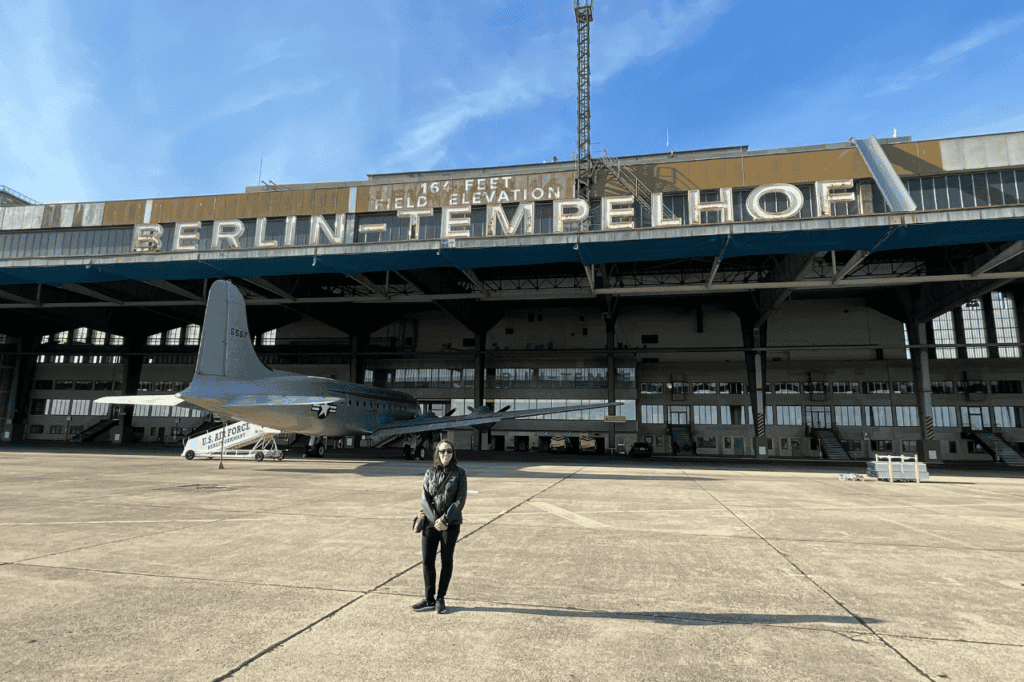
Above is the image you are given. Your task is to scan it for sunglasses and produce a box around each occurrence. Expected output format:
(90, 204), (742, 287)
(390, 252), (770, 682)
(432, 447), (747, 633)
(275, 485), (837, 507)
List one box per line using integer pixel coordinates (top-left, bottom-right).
(438, 448), (453, 453)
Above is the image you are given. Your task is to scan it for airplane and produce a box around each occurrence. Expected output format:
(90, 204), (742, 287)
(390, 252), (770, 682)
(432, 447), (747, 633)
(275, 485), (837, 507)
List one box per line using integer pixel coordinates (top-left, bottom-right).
(97, 279), (622, 458)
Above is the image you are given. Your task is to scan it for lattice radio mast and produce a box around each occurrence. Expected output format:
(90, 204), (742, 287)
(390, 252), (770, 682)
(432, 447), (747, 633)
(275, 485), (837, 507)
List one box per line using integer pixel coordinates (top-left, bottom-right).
(574, 0), (594, 213)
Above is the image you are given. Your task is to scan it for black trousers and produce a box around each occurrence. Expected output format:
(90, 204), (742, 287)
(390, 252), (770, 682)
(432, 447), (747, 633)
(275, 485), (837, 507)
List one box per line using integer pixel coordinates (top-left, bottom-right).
(421, 523), (460, 601)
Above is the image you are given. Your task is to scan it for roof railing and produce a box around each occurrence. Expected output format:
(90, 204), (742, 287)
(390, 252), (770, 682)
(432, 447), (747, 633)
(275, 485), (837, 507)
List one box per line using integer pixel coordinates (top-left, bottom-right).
(0, 185), (38, 205)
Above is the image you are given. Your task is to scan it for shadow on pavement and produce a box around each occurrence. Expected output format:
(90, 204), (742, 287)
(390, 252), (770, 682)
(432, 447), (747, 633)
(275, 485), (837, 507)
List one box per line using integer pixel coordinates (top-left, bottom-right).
(455, 605), (881, 627)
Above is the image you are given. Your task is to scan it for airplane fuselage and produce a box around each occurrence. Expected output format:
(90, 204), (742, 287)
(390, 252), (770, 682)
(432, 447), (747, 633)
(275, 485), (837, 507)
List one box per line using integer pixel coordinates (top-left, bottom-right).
(180, 369), (421, 437)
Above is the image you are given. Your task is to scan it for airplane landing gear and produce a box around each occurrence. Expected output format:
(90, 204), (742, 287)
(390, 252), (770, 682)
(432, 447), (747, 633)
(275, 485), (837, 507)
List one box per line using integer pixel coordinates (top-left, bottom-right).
(305, 437), (326, 458)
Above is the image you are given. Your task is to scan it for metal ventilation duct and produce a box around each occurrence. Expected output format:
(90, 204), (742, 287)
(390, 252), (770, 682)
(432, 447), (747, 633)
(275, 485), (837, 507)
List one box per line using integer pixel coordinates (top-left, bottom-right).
(853, 135), (917, 212)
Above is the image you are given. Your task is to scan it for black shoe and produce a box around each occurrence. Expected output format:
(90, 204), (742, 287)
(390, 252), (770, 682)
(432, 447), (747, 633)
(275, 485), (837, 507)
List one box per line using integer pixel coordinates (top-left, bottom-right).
(412, 598), (435, 611)
(435, 597), (447, 614)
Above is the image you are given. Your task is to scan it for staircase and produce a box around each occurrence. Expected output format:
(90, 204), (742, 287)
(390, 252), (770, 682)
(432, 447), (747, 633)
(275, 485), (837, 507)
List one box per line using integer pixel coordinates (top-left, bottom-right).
(182, 420), (220, 443)
(812, 428), (851, 459)
(70, 419), (118, 443)
(670, 425), (694, 454)
(596, 151), (678, 223)
(965, 429), (1024, 466)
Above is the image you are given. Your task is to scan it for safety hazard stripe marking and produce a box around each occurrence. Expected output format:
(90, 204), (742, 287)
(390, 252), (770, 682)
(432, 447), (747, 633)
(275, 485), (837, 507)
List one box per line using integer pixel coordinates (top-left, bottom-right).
(527, 501), (606, 528)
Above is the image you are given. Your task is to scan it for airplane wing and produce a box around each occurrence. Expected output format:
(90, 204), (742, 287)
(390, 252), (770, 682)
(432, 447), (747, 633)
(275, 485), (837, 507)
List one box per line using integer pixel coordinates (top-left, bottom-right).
(369, 401), (623, 443)
(94, 394), (185, 406)
(219, 395), (340, 408)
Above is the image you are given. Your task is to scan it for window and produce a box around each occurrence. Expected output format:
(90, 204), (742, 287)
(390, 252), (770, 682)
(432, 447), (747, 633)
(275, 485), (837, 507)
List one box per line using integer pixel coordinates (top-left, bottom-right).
(74, 381), (92, 390)
(962, 299), (988, 358)
(895, 406), (919, 427)
(640, 382), (664, 394)
(867, 406), (893, 426)
(91, 402), (110, 416)
(804, 406), (831, 428)
(71, 400), (91, 416)
(960, 406), (991, 429)
(109, 334), (124, 346)
(863, 382), (890, 394)
(668, 382), (688, 397)
(842, 440), (863, 452)
(166, 327), (182, 345)
(261, 329), (278, 346)
(721, 405), (753, 425)
(869, 439), (893, 452)
(30, 399), (47, 415)
(29, 425), (43, 434)
(34, 380), (53, 390)
(641, 405), (664, 424)
(932, 406), (957, 428)
(185, 325), (201, 345)
(932, 312), (957, 359)
(991, 380), (1022, 394)
(694, 436), (717, 449)
(901, 440), (918, 453)
(958, 380), (987, 394)
(73, 327), (89, 343)
(719, 382), (745, 395)
(831, 382), (860, 394)
(893, 382), (914, 394)
(40, 334), (50, 344)
(692, 382), (717, 394)
(835, 406), (863, 426)
(91, 330), (106, 345)
(668, 406), (688, 425)
(46, 399), (70, 416)
(993, 406), (1018, 428)
(146, 333), (161, 346)
(992, 291), (1021, 358)
(931, 381), (955, 394)
(54, 380), (73, 390)
(776, 406), (802, 425)
(774, 382), (800, 394)
(903, 323), (912, 360)
(49, 425), (63, 435)
(55, 331), (69, 344)
(804, 381), (827, 394)
(692, 405), (718, 424)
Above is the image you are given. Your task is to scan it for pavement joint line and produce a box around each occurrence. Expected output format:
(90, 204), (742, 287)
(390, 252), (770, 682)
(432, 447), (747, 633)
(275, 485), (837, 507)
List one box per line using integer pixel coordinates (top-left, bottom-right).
(683, 467), (939, 682)
(211, 462), (591, 680)
(526, 500), (607, 527)
(8, 562), (365, 593)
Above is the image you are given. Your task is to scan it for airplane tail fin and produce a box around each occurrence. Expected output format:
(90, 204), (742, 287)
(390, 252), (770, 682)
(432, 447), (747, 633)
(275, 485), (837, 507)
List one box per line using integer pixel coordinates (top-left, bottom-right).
(194, 280), (273, 380)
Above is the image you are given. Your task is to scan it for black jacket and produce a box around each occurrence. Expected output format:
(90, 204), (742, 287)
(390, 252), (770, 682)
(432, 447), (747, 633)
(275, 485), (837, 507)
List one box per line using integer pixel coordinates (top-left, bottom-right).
(421, 465), (467, 526)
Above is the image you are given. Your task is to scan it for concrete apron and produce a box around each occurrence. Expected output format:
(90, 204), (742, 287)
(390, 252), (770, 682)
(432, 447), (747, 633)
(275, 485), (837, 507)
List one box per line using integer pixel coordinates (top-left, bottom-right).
(1, 449), (1023, 681)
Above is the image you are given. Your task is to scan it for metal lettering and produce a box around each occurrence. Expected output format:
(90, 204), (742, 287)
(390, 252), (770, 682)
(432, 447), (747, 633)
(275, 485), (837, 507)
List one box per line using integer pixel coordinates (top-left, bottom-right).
(601, 196), (635, 230)
(172, 222), (200, 251)
(816, 180), (856, 217)
(397, 209), (432, 240)
(688, 188), (734, 224)
(132, 224), (164, 252)
(554, 199), (588, 233)
(486, 203), (534, 237)
(254, 217), (277, 248)
(442, 206), (472, 239)
(213, 220), (244, 249)
(745, 184), (805, 221)
(309, 215), (343, 245)
(651, 193), (682, 228)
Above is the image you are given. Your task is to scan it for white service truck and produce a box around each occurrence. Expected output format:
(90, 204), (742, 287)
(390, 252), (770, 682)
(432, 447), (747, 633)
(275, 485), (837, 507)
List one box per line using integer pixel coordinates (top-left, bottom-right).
(181, 421), (283, 462)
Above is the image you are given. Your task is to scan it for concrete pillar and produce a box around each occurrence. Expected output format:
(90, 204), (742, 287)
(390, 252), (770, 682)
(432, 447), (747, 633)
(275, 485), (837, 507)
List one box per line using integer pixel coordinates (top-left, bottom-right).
(743, 324), (768, 456)
(982, 292), (999, 358)
(952, 306), (968, 360)
(2, 335), (39, 442)
(606, 319), (617, 456)
(349, 334), (369, 384)
(907, 322), (941, 462)
(926, 322), (937, 360)
(118, 336), (145, 445)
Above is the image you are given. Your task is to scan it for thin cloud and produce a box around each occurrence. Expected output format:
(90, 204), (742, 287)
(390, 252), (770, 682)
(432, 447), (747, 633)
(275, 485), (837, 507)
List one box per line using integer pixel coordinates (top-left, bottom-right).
(385, 0), (731, 171)
(207, 78), (330, 119)
(925, 14), (1024, 66)
(875, 13), (1024, 95)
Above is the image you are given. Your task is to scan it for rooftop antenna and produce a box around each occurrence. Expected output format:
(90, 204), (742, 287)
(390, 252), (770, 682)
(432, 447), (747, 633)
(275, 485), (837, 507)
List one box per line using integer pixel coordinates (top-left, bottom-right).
(667, 127), (675, 154)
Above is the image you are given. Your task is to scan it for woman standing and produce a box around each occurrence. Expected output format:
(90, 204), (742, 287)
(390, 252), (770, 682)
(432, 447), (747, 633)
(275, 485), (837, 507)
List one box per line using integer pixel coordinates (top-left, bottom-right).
(412, 439), (467, 615)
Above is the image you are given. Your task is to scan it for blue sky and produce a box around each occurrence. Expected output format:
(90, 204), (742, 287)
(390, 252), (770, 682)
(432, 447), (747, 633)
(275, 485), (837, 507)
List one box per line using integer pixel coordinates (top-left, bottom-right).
(2, 0), (1023, 204)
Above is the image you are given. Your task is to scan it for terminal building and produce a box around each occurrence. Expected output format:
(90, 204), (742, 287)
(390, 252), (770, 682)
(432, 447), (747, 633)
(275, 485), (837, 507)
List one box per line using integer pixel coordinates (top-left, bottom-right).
(2, 131), (1024, 465)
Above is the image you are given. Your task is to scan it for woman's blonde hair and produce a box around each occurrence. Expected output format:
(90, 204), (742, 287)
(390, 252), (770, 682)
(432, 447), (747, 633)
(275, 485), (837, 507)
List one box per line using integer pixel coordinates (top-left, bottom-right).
(432, 439), (457, 468)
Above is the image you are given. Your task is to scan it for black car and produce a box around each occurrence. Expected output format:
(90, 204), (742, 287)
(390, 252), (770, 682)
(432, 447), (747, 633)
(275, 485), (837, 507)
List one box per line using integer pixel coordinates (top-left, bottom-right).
(627, 442), (653, 458)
